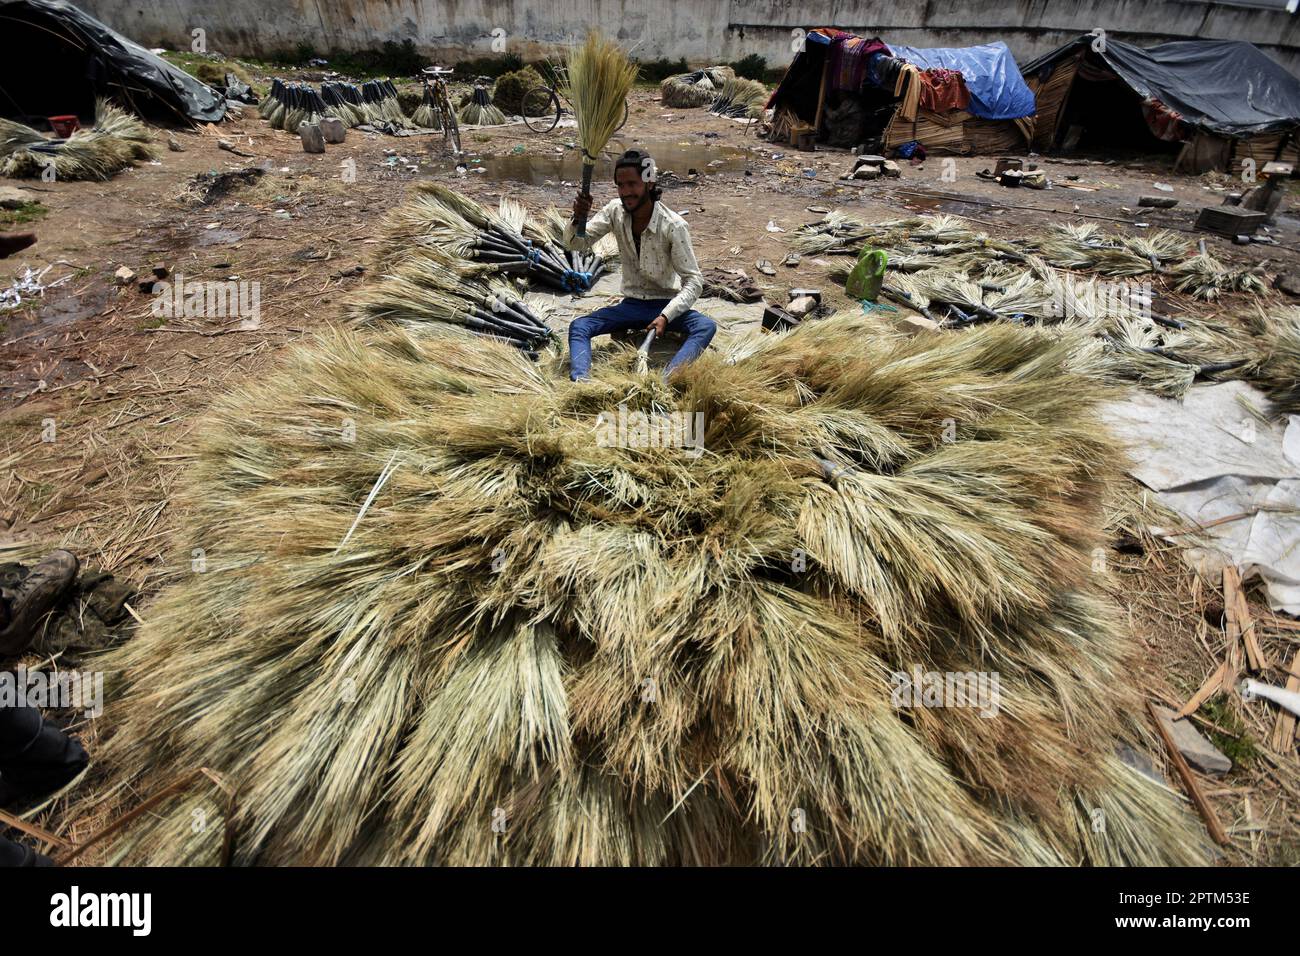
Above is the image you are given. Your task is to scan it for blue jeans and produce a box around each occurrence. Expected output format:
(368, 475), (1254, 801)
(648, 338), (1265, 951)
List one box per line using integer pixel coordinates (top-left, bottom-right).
(569, 298), (717, 381)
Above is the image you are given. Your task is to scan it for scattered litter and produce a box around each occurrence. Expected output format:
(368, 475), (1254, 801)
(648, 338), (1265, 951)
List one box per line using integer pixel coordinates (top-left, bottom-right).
(0, 264), (68, 311)
(765, 220), (784, 232)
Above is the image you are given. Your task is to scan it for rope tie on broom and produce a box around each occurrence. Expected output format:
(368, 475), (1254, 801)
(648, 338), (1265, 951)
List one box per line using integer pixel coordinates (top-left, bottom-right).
(561, 269), (593, 293)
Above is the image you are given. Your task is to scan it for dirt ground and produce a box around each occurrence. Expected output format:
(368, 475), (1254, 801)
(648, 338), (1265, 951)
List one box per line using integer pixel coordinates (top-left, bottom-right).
(2, 82), (1297, 864)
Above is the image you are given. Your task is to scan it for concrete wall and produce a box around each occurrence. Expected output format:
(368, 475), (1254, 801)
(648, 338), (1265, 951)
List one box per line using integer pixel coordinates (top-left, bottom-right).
(81, 0), (1300, 74)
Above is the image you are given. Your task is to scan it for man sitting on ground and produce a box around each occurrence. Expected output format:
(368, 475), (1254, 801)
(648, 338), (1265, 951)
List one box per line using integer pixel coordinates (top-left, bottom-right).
(564, 148), (716, 380)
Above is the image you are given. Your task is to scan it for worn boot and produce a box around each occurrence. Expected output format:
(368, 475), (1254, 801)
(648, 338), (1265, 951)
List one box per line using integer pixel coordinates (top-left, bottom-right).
(0, 550), (78, 658)
(0, 832), (53, 866)
(0, 692), (88, 806)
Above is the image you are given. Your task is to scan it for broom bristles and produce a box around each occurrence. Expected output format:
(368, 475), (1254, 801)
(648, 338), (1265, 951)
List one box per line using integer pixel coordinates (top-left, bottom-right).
(561, 31), (638, 166)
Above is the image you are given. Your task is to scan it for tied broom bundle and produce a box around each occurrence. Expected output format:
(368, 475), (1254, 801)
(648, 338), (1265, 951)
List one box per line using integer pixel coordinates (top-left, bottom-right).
(457, 84), (507, 126)
(1, 100), (156, 181)
(350, 246), (554, 350)
(561, 31), (638, 237)
(258, 78), (284, 118)
(392, 182), (603, 295)
(79, 317), (1211, 866)
(536, 206), (619, 285)
(321, 82), (368, 127)
(660, 69), (729, 109)
(1245, 305), (1300, 416)
(412, 85), (443, 130)
(708, 76), (768, 118)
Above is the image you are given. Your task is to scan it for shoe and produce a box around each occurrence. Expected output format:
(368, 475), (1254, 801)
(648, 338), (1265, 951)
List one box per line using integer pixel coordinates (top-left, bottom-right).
(0, 833), (54, 866)
(0, 717), (89, 806)
(0, 550), (78, 658)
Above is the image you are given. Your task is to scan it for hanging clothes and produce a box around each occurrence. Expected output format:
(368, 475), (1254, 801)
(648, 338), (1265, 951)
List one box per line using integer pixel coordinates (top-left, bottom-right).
(831, 35), (891, 93)
(917, 68), (970, 113)
(895, 63), (921, 121)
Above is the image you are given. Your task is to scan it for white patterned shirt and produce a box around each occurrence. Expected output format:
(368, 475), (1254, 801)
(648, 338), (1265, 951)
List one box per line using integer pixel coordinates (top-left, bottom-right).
(563, 198), (704, 321)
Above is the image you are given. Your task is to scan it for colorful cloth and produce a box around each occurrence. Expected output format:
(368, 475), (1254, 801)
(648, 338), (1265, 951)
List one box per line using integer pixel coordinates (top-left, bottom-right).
(1142, 97), (1188, 142)
(831, 35), (890, 93)
(917, 68), (970, 113)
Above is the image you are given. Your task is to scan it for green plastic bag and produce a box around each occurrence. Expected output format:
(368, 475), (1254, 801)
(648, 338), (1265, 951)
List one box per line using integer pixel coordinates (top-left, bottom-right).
(846, 248), (888, 302)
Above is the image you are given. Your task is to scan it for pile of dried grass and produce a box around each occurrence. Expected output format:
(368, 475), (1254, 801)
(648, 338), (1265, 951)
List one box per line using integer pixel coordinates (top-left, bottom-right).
(0, 100), (156, 181)
(1246, 305), (1300, 416)
(82, 314), (1209, 866)
(660, 67), (733, 108)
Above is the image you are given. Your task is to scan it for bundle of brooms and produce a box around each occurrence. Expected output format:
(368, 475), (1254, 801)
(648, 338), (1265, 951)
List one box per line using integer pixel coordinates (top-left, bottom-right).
(321, 81), (369, 127)
(411, 85), (444, 130)
(457, 84), (507, 126)
(76, 311), (1210, 866)
(350, 243), (555, 351)
(381, 182), (610, 294)
(708, 76), (768, 119)
(660, 67), (733, 109)
(0, 100), (156, 181)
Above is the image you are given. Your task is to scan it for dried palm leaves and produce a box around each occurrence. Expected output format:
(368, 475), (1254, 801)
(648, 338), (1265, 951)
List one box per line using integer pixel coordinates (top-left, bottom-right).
(0, 100), (156, 181)
(85, 316), (1209, 866)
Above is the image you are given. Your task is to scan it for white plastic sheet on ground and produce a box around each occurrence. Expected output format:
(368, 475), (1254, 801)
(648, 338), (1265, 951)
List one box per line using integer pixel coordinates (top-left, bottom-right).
(1102, 381), (1300, 616)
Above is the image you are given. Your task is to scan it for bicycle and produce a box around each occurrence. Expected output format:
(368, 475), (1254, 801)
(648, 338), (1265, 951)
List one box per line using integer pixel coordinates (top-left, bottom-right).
(421, 66), (462, 155)
(521, 80), (628, 135)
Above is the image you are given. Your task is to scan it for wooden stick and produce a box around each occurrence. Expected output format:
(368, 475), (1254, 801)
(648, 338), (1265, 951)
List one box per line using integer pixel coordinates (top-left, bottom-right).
(1146, 701), (1231, 847)
(813, 57), (830, 138)
(1270, 649), (1300, 753)
(0, 807), (73, 850)
(1177, 661), (1228, 719)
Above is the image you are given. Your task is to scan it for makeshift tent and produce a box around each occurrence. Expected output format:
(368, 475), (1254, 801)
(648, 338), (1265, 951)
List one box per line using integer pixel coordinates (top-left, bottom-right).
(765, 28), (1037, 155)
(1022, 36), (1300, 172)
(0, 0), (226, 126)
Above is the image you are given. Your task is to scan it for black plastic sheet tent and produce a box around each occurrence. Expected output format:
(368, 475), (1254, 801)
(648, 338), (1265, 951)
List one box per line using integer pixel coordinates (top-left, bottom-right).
(0, 0), (226, 125)
(1023, 36), (1300, 138)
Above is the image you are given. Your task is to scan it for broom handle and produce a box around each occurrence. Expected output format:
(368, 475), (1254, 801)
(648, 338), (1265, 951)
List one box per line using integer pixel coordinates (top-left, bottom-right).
(575, 162), (595, 238)
(639, 328), (657, 354)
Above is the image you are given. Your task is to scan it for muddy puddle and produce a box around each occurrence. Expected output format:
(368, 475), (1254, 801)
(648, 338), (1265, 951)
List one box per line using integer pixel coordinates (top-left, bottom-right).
(433, 139), (753, 185)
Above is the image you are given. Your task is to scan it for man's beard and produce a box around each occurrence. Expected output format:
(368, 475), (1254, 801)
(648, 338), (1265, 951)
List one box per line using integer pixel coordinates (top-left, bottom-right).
(622, 193), (649, 213)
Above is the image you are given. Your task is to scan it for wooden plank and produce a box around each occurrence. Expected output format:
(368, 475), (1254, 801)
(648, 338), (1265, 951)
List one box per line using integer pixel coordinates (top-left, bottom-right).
(1147, 701), (1232, 847)
(813, 57), (830, 137)
(1177, 661), (1228, 719)
(1270, 649), (1300, 753)
(1224, 565), (1267, 672)
(1222, 567), (1243, 692)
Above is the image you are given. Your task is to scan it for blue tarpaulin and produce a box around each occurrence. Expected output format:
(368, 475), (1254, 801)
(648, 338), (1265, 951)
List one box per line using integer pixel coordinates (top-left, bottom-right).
(888, 42), (1036, 121)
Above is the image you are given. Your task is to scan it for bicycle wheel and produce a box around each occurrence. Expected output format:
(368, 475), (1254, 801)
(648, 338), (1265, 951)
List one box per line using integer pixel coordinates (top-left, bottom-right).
(521, 87), (561, 134)
(616, 99), (629, 132)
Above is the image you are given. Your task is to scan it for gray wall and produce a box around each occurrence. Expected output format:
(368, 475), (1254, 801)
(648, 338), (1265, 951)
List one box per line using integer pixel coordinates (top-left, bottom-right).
(81, 0), (1300, 74)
